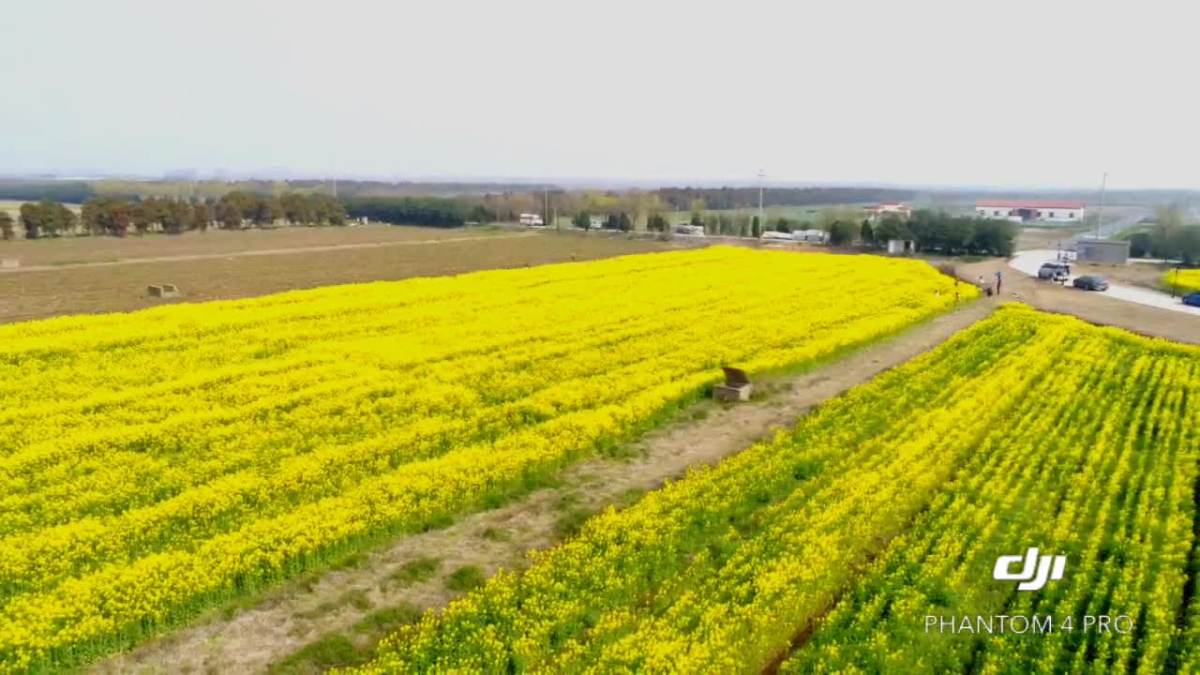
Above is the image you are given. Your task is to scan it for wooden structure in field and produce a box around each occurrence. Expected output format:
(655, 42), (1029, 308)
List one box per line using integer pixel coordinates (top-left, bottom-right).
(714, 366), (753, 402)
(147, 284), (181, 298)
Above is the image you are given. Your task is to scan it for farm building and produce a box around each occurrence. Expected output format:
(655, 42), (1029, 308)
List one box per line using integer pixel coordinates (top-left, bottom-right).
(1075, 237), (1130, 264)
(792, 229), (827, 243)
(865, 202), (913, 220)
(975, 199), (1084, 223)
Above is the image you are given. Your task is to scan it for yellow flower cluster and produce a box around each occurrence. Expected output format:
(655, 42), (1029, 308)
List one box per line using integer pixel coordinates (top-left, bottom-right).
(1163, 268), (1200, 295)
(354, 305), (1199, 674)
(0, 246), (969, 670)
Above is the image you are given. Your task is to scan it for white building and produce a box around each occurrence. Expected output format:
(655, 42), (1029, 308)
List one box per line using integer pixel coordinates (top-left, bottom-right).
(865, 202), (913, 220)
(519, 213), (544, 226)
(792, 229), (827, 243)
(975, 200), (1085, 223)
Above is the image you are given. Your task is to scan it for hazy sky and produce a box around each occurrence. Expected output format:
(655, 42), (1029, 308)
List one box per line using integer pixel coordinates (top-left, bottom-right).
(2, 0), (1197, 188)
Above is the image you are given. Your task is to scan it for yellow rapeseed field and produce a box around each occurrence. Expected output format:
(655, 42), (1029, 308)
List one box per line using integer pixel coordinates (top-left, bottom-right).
(0, 246), (970, 670)
(1163, 268), (1200, 295)
(355, 305), (1200, 674)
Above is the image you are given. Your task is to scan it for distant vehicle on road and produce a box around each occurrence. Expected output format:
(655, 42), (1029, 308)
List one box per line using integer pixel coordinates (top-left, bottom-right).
(1073, 275), (1109, 291)
(1037, 262), (1070, 282)
(1183, 292), (1200, 307)
(674, 224), (706, 237)
(519, 213), (544, 226)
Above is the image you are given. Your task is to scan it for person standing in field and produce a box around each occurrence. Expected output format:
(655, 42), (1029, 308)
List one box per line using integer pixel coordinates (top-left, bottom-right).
(995, 270), (1003, 294)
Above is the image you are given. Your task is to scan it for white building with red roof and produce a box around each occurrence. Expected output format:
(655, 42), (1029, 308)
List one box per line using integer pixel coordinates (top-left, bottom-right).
(975, 199), (1085, 223)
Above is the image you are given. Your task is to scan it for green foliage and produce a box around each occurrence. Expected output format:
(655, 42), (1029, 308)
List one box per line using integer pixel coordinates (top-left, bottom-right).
(0, 211), (13, 240)
(267, 634), (360, 674)
(354, 604), (421, 636)
(555, 506), (595, 539)
(481, 527), (512, 542)
(343, 197), (467, 228)
(18, 200), (77, 238)
(1144, 206), (1200, 264)
(659, 187), (914, 211)
(572, 211), (591, 229)
(774, 217), (793, 233)
(647, 214), (669, 232)
(386, 557), (441, 588)
(827, 220), (856, 245)
(859, 219), (873, 242)
(445, 566), (486, 593)
(0, 180), (95, 203)
(867, 210), (1017, 257)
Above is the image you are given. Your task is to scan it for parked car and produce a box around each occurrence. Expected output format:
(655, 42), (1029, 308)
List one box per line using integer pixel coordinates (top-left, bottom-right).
(1073, 275), (1109, 291)
(1037, 262), (1070, 282)
(1183, 292), (1200, 307)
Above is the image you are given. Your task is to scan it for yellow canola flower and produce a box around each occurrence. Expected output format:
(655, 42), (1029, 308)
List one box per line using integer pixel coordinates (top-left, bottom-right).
(352, 305), (1199, 675)
(0, 246), (973, 670)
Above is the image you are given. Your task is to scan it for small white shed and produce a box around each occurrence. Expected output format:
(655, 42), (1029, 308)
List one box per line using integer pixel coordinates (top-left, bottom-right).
(887, 239), (915, 255)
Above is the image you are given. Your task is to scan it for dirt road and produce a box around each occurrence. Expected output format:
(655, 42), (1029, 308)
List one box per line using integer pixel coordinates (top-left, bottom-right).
(93, 301), (994, 674)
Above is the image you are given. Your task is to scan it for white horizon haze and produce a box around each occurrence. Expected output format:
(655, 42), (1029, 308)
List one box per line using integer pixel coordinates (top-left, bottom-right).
(1, 0), (1198, 190)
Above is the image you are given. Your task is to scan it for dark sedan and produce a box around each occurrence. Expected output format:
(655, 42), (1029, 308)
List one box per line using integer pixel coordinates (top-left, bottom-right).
(1073, 275), (1109, 291)
(1183, 292), (1200, 307)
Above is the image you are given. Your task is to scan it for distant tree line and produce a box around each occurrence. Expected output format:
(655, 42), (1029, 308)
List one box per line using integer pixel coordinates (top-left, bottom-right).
(10, 192), (345, 238)
(0, 180), (96, 204)
(657, 187), (915, 211)
(343, 197), (468, 228)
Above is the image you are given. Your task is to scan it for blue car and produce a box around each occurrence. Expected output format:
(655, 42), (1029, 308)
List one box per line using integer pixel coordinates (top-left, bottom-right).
(1184, 292), (1200, 307)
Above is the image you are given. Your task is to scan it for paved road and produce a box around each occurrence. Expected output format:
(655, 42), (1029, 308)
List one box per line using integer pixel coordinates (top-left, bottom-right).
(1009, 249), (1199, 316)
(1092, 208), (1150, 239)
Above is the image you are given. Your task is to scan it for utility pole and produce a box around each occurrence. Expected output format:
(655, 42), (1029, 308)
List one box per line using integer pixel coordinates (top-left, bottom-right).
(757, 169), (766, 236)
(1095, 172), (1107, 239)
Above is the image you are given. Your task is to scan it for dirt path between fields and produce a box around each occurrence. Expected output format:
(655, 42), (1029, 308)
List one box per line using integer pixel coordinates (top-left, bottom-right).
(93, 301), (993, 675)
(1, 231), (539, 273)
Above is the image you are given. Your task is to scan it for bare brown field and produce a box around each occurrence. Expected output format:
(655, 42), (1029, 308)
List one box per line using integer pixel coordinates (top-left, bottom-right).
(0, 223), (495, 266)
(0, 230), (685, 323)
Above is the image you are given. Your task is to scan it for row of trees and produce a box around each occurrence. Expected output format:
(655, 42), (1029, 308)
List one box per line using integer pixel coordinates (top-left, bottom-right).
(1127, 206), (1200, 264)
(860, 211), (1018, 256)
(11, 192), (347, 238)
(343, 197), (467, 228)
(14, 201), (78, 239)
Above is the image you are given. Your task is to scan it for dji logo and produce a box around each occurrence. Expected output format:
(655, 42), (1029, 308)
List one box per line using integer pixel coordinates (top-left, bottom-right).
(993, 548), (1067, 591)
